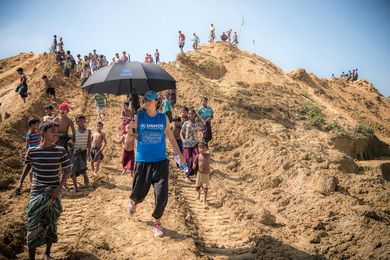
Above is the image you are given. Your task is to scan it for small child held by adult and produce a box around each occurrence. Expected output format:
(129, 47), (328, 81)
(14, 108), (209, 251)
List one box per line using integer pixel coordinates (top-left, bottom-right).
(42, 75), (56, 99)
(114, 124), (135, 176)
(90, 121), (107, 175)
(193, 142), (211, 208)
(70, 115), (91, 192)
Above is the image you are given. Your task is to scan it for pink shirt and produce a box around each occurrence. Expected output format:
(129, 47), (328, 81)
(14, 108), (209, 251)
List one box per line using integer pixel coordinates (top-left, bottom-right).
(179, 33), (185, 42)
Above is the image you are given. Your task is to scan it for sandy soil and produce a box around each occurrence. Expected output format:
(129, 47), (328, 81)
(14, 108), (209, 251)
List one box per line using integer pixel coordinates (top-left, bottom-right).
(0, 43), (389, 259)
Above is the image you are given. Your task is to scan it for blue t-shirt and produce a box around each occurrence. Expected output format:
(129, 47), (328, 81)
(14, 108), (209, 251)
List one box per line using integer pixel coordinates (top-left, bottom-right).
(197, 106), (214, 120)
(136, 111), (167, 162)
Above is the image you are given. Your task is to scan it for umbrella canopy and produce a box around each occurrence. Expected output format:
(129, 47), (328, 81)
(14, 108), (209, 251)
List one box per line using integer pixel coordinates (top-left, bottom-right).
(82, 61), (176, 95)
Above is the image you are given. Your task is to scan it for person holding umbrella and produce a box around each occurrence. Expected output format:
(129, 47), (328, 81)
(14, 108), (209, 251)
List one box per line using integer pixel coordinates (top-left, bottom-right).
(127, 90), (185, 237)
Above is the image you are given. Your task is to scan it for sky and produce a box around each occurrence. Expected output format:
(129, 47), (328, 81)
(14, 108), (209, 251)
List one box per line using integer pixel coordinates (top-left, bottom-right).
(0, 0), (389, 96)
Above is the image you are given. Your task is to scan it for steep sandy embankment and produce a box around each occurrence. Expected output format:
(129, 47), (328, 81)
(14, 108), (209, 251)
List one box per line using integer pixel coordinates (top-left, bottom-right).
(0, 43), (389, 259)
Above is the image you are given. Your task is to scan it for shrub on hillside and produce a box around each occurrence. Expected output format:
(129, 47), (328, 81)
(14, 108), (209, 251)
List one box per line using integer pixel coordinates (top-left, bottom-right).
(355, 122), (376, 137)
(300, 104), (325, 128)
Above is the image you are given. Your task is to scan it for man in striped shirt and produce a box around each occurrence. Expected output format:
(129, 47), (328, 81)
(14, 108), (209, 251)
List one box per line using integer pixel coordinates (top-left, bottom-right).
(16, 121), (71, 260)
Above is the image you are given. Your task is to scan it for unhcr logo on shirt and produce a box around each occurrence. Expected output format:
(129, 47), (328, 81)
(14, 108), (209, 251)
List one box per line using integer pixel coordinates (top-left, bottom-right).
(139, 123), (164, 129)
(119, 69), (132, 77)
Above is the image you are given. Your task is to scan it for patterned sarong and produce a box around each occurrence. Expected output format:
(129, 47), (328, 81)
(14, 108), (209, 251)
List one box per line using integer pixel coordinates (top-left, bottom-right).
(26, 186), (62, 249)
(202, 121), (212, 144)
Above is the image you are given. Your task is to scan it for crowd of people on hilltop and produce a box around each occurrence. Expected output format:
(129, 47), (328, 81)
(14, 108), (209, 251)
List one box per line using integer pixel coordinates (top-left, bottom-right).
(12, 27), (222, 259)
(332, 69), (359, 82)
(177, 23), (239, 52)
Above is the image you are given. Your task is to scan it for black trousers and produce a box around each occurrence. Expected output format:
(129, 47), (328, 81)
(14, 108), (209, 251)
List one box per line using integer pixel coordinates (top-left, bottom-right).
(130, 159), (169, 219)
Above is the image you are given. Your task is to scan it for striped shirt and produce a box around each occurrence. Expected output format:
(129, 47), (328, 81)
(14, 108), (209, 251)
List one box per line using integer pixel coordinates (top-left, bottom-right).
(25, 145), (71, 193)
(95, 93), (106, 108)
(26, 130), (41, 149)
(74, 128), (90, 150)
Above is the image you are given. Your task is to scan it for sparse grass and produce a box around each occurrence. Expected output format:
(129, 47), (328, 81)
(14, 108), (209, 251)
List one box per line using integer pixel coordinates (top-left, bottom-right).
(199, 59), (215, 70)
(301, 90), (310, 99)
(300, 104), (325, 128)
(355, 122), (376, 136)
(328, 120), (343, 132)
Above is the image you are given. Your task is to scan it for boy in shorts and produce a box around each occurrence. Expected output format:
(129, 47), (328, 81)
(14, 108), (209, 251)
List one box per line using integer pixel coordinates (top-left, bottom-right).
(42, 75), (56, 99)
(90, 121), (107, 175)
(193, 142), (211, 208)
(114, 124), (135, 176)
(16, 67), (29, 103)
(93, 93), (107, 120)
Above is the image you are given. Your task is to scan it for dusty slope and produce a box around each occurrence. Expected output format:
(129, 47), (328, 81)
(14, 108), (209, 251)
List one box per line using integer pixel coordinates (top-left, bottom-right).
(0, 54), (197, 259)
(161, 42), (390, 259)
(0, 43), (389, 260)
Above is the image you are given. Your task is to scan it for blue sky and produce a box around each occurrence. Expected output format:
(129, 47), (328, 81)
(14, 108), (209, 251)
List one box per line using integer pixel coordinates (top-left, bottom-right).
(0, 0), (389, 96)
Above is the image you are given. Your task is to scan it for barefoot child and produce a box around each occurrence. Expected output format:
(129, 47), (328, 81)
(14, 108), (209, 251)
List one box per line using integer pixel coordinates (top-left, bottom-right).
(16, 121), (71, 260)
(114, 124), (135, 175)
(172, 117), (183, 171)
(193, 142), (211, 207)
(91, 121), (107, 175)
(16, 67), (29, 103)
(120, 101), (132, 135)
(70, 115), (91, 192)
(54, 102), (75, 153)
(42, 75), (56, 99)
(92, 93), (107, 120)
(42, 105), (55, 122)
(26, 118), (41, 151)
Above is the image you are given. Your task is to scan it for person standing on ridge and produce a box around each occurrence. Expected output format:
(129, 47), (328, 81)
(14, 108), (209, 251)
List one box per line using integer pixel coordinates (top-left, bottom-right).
(209, 24), (216, 42)
(192, 33), (200, 50)
(50, 35), (57, 53)
(154, 49), (160, 64)
(178, 30), (186, 52)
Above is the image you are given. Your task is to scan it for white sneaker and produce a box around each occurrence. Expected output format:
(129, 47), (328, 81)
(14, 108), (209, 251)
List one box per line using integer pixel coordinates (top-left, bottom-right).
(152, 223), (164, 237)
(127, 201), (136, 214)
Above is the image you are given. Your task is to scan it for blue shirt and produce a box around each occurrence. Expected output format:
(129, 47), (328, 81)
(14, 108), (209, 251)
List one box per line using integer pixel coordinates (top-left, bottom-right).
(136, 111), (167, 162)
(197, 106), (214, 120)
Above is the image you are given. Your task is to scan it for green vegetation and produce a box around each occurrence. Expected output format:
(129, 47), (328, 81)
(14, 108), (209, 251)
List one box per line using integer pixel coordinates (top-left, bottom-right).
(199, 59), (215, 70)
(300, 104), (325, 128)
(301, 90), (310, 99)
(355, 122), (376, 136)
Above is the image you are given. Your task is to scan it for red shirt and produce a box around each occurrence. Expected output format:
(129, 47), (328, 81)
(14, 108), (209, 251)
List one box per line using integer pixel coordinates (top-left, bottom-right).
(179, 33), (185, 42)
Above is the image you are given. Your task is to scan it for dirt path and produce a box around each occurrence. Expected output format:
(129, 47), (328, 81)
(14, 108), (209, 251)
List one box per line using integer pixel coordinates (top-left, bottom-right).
(176, 177), (256, 259)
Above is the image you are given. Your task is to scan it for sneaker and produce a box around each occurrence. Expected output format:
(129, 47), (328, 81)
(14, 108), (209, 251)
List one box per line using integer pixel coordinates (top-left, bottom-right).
(127, 201), (136, 214)
(152, 223), (164, 237)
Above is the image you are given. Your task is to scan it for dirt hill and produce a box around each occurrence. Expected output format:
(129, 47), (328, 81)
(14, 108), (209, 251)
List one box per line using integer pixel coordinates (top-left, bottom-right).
(0, 43), (389, 259)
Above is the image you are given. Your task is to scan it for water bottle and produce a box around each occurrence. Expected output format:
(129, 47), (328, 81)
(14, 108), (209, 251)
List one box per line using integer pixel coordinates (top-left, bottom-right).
(181, 163), (189, 174)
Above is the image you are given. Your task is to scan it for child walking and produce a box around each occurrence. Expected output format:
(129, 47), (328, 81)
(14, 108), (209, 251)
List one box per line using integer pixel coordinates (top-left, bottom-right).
(90, 121), (107, 175)
(16, 67), (29, 103)
(193, 142), (211, 208)
(16, 121), (71, 260)
(70, 115), (91, 192)
(92, 93), (107, 120)
(42, 105), (55, 122)
(26, 118), (41, 151)
(114, 124), (135, 175)
(120, 101), (132, 135)
(172, 117), (183, 171)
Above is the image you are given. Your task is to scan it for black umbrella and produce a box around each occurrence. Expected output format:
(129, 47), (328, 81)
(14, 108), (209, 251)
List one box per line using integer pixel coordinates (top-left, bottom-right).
(82, 61), (176, 95)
